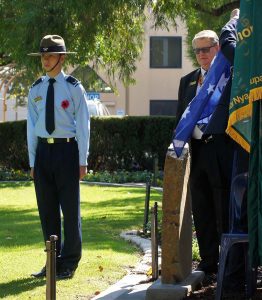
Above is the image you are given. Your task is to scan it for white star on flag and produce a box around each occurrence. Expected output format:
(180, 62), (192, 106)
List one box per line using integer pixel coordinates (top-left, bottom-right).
(181, 106), (191, 120)
(217, 73), (229, 91)
(207, 84), (215, 94)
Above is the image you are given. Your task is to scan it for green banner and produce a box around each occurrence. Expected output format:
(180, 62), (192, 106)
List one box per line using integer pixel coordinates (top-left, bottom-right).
(226, 0), (262, 152)
(248, 100), (262, 267)
(227, 0), (262, 267)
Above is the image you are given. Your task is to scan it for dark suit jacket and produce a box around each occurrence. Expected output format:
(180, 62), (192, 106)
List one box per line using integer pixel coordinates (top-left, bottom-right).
(175, 68), (200, 128)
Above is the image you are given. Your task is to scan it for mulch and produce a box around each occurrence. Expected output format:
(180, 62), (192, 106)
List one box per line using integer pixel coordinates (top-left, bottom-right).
(186, 265), (262, 300)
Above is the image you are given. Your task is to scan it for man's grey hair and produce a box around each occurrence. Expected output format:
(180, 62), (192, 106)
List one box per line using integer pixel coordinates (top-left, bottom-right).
(192, 30), (219, 47)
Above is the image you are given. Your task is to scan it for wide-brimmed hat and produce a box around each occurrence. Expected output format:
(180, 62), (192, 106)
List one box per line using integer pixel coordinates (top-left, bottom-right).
(28, 35), (76, 56)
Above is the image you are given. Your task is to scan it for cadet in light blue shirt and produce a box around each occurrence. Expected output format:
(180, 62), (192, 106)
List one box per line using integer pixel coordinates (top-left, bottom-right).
(27, 70), (90, 168)
(27, 34), (90, 280)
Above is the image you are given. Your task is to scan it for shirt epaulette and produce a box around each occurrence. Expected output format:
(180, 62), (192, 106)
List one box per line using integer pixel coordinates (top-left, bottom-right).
(66, 75), (80, 87)
(31, 77), (43, 88)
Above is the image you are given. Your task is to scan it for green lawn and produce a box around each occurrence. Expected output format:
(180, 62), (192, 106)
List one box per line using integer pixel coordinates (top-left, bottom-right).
(0, 182), (162, 299)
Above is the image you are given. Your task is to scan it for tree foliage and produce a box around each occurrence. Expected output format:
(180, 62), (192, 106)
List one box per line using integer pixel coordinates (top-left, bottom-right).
(0, 0), (239, 95)
(151, 0), (239, 65)
(0, 1), (147, 84)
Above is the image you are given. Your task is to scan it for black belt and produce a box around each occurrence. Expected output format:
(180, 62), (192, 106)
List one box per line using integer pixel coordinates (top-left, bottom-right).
(38, 137), (76, 144)
(193, 134), (226, 144)
(192, 135), (214, 144)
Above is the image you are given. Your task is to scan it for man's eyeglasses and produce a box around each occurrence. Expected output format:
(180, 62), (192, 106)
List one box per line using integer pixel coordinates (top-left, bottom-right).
(193, 45), (216, 54)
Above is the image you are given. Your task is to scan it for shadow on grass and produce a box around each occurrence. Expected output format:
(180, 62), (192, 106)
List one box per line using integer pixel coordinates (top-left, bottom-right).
(0, 207), (42, 248)
(0, 277), (45, 298)
(81, 189), (162, 252)
(0, 185), (161, 253)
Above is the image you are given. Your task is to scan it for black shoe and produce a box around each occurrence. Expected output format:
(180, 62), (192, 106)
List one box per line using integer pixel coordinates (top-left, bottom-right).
(31, 266), (46, 278)
(56, 268), (75, 280)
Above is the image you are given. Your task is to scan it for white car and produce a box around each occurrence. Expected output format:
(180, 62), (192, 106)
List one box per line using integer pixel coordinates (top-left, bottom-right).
(86, 99), (110, 116)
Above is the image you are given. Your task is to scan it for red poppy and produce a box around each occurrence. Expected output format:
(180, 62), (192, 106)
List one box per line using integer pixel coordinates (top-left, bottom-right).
(61, 100), (70, 109)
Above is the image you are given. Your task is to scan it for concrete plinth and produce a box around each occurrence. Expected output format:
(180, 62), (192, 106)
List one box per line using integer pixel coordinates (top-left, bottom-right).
(161, 149), (192, 284)
(145, 271), (204, 300)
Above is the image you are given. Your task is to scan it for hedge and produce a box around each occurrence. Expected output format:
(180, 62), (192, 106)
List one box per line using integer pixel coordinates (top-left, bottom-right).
(0, 116), (176, 171)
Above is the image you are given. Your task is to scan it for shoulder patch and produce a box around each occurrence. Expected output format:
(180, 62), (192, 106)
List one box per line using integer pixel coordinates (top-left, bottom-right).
(66, 75), (80, 87)
(31, 77), (43, 88)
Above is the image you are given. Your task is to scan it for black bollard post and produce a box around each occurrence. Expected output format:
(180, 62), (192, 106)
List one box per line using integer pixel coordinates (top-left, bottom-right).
(153, 155), (159, 186)
(46, 235), (58, 300)
(151, 202), (159, 280)
(143, 177), (151, 234)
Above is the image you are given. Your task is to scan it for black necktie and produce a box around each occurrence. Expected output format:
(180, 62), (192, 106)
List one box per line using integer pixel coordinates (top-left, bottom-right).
(46, 78), (56, 134)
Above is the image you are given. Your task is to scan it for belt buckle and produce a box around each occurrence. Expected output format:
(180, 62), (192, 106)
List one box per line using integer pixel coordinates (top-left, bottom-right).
(47, 138), (54, 144)
(204, 135), (213, 143)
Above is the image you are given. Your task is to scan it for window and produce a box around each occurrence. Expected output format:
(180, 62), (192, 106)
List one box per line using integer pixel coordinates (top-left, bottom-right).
(150, 100), (177, 116)
(150, 37), (182, 68)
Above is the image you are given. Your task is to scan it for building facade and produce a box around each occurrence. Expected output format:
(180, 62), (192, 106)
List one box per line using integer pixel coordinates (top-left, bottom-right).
(96, 17), (194, 116)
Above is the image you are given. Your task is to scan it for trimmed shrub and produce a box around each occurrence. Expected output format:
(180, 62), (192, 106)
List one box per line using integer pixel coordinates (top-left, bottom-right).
(0, 120), (28, 170)
(0, 116), (176, 171)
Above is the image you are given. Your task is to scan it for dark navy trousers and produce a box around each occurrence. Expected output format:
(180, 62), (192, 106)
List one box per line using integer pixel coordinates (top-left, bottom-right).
(190, 134), (234, 265)
(34, 140), (81, 270)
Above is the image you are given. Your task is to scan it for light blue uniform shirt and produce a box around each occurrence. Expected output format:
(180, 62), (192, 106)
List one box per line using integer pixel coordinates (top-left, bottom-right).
(27, 71), (90, 167)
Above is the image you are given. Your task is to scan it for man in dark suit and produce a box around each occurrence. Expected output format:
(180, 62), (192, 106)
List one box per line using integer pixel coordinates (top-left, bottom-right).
(175, 29), (235, 274)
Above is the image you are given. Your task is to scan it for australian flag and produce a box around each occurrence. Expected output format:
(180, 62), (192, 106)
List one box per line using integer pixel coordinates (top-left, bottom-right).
(172, 51), (231, 157)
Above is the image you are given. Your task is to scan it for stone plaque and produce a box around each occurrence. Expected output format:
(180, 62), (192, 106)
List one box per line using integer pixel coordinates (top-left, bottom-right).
(161, 149), (192, 284)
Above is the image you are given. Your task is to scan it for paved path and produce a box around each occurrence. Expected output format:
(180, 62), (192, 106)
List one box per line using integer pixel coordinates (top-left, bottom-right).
(92, 230), (159, 300)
